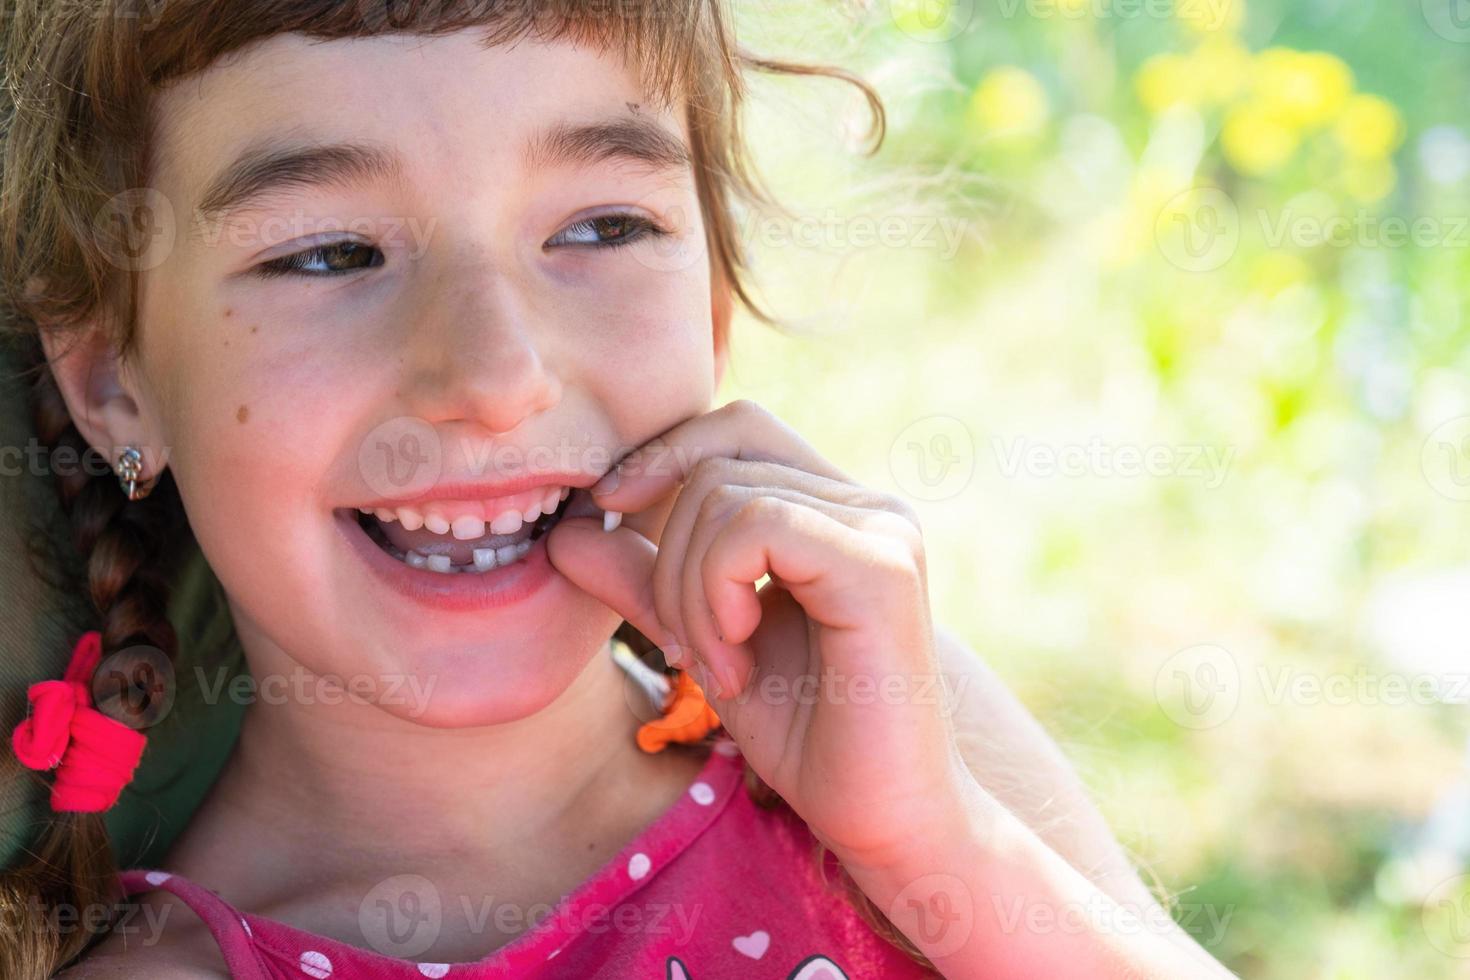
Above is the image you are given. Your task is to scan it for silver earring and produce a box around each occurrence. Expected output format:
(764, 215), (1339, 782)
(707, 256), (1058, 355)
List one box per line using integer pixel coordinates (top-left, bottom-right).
(115, 446), (152, 501)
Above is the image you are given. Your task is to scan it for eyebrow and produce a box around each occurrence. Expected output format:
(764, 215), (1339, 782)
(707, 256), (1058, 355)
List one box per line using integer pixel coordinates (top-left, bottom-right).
(194, 116), (691, 224)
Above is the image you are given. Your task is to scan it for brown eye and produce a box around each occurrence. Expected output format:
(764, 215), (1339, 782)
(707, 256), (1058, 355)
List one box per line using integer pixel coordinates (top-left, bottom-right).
(255, 240), (384, 278)
(546, 213), (665, 249)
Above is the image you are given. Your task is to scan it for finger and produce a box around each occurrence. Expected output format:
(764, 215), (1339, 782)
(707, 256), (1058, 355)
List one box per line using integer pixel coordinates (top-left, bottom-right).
(656, 460), (923, 656)
(654, 460), (900, 673)
(672, 478), (897, 699)
(542, 515), (689, 667)
(651, 457), (822, 653)
(701, 496), (928, 674)
(589, 399), (854, 514)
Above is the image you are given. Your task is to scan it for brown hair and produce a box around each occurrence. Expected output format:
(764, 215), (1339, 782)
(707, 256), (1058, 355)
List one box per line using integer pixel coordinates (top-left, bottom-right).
(0, 1), (928, 976)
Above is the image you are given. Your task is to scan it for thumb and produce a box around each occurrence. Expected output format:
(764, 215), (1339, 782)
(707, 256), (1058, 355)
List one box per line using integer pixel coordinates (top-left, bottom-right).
(544, 516), (682, 660)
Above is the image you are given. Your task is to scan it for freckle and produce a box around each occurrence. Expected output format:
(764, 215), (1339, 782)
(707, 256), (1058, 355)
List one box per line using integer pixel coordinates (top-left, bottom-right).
(250, 325), (258, 334)
(223, 307), (232, 318)
(236, 405), (249, 424)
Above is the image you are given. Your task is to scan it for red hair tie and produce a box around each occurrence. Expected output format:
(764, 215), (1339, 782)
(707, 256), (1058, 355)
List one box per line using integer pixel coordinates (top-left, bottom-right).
(11, 631), (148, 813)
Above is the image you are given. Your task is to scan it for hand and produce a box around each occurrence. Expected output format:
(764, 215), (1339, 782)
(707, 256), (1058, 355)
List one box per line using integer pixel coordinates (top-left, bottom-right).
(545, 399), (970, 867)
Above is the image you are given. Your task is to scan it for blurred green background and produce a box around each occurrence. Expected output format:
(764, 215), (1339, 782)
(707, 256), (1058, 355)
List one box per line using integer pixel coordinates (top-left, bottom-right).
(717, 1), (1470, 976)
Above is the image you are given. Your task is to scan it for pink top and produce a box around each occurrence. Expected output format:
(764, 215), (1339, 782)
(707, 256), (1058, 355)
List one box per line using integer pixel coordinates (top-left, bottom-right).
(116, 737), (937, 979)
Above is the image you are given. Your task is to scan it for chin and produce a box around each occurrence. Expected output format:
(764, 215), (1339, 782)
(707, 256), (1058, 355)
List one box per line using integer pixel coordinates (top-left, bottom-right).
(361, 632), (600, 729)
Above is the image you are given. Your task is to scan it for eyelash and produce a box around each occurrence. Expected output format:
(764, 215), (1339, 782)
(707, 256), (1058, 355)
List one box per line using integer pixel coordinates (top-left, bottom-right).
(252, 212), (669, 279)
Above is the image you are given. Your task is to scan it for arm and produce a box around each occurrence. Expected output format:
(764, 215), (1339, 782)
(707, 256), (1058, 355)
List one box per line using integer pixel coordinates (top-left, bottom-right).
(931, 623), (1161, 910)
(868, 624), (1235, 977)
(835, 769), (1238, 978)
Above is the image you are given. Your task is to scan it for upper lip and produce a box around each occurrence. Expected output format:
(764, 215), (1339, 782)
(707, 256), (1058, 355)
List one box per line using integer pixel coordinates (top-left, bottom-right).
(348, 470), (604, 511)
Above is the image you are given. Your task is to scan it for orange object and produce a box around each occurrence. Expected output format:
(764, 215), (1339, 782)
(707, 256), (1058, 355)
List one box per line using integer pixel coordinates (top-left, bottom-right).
(636, 668), (721, 753)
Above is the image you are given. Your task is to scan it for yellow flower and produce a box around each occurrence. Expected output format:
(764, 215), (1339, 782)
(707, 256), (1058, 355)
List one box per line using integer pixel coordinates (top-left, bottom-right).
(1222, 101), (1300, 175)
(1254, 48), (1353, 128)
(1334, 93), (1404, 160)
(1136, 53), (1197, 114)
(970, 67), (1050, 138)
(1188, 37), (1252, 105)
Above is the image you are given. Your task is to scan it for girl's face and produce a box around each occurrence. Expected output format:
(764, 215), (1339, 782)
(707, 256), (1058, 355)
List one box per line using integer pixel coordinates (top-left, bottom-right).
(127, 29), (723, 725)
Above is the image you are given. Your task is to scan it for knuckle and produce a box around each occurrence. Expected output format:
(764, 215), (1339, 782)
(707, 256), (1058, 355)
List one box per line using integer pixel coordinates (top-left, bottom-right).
(863, 499), (924, 554)
(696, 481), (746, 525)
(735, 493), (789, 527)
(723, 398), (765, 421)
(870, 532), (923, 584)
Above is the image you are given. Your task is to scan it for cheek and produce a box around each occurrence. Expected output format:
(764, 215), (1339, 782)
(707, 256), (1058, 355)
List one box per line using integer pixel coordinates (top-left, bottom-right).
(563, 261), (715, 399)
(154, 313), (361, 578)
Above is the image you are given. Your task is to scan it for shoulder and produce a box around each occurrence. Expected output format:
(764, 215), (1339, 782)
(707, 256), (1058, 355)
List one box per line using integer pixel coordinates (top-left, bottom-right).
(55, 889), (229, 980)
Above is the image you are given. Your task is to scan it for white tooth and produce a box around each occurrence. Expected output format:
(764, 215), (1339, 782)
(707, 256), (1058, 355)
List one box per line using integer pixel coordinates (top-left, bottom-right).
(451, 515), (486, 540)
(514, 539), (531, 556)
(358, 506), (374, 515)
(406, 551), (428, 568)
(489, 510), (525, 535)
(374, 508), (398, 523)
(522, 502), (543, 523)
(425, 554), (453, 573)
(604, 510), (622, 533)
(424, 514), (451, 535)
(398, 508), (424, 531)
(473, 548), (498, 571)
(496, 544), (519, 565)
(559, 486), (570, 501)
(541, 487), (561, 513)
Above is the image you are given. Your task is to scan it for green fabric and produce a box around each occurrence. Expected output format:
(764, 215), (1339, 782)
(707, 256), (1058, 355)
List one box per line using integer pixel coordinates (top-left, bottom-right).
(0, 335), (248, 870)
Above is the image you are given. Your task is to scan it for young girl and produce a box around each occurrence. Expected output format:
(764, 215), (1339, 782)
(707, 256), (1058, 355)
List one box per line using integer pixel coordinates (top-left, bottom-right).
(0, 2), (1234, 977)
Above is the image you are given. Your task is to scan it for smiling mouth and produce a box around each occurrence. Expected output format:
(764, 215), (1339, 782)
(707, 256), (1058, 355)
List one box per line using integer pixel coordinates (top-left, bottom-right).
(341, 489), (575, 575)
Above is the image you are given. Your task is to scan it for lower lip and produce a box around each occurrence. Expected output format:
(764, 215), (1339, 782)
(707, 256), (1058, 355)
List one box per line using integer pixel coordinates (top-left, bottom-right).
(334, 510), (560, 613)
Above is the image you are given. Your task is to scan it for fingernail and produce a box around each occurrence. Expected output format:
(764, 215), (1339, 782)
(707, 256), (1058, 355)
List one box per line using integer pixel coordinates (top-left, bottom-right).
(603, 510), (623, 533)
(592, 464), (621, 497)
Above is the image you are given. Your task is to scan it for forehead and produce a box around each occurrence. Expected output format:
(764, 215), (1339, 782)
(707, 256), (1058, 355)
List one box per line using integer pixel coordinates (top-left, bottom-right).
(149, 29), (684, 207)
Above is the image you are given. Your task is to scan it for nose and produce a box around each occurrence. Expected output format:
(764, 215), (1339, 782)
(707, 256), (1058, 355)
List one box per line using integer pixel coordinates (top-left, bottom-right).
(397, 275), (562, 435)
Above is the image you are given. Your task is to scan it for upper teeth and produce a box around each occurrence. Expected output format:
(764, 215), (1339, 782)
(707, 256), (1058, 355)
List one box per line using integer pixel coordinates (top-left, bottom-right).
(360, 485), (570, 539)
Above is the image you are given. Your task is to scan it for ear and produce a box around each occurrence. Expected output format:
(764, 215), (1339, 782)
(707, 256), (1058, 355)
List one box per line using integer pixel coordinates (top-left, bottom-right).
(711, 265), (733, 392)
(38, 319), (166, 483)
